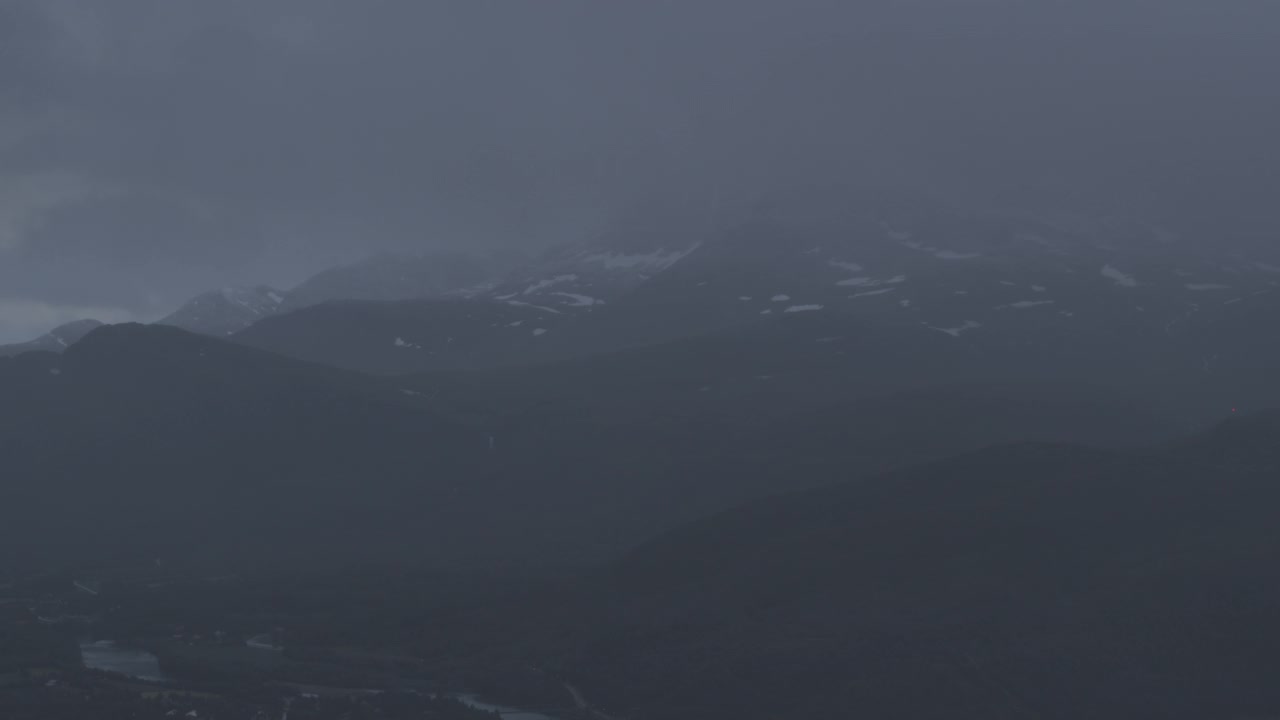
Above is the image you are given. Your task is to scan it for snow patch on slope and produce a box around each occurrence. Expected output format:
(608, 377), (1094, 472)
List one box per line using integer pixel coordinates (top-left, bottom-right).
(523, 275), (578, 295)
(551, 292), (603, 307)
(850, 288), (896, 298)
(926, 320), (982, 337)
(998, 300), (1055, 309)
(505, 300), (563, 314)
(935, 250), (981, 260)
(828, 260), (864, 273)
(583, 242), (701, 271)
(1101, 265), (1138, 287)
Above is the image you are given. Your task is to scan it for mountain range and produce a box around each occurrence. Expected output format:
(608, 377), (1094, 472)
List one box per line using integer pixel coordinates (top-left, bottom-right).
(153, 251), (518, 337)
(0, 321), (1180, 574)
(5, 198), (1278, 574)
(4, 195), (1280, 718)
(225, 203), (1280, 430)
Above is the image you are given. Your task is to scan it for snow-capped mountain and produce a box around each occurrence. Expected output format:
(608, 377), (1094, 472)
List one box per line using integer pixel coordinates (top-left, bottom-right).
(160, 252), (515, 337)
(0, 319), (104, 358)
(480, 242), (701, 321)
(631, 215), (1276, 340)
(482, 207), (710, 316)
(225, 197), (1280, 397)
(158, 286), (286, 336)
(494, 201), (1280, 360)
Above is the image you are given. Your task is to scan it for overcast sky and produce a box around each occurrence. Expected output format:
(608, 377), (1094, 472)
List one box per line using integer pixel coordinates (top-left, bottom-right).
(1, 1), (1278, 341)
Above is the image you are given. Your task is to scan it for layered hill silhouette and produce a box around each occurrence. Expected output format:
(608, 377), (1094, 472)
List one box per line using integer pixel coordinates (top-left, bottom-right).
(413, 413), (1280, 719)
(216, 209), (1280, 431)
(0, 319), (103, 358)
(0, 323), (1180, 575)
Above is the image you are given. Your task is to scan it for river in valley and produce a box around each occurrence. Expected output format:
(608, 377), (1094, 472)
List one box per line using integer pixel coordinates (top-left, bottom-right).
(79, 640), (168, 683)
(80, 641), (558, 718)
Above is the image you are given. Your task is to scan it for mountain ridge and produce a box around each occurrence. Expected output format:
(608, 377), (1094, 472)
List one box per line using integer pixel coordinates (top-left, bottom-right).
(0, 318), (104, 358)
(423, 410), (1280, 720)
(0, 322), (1190, 575)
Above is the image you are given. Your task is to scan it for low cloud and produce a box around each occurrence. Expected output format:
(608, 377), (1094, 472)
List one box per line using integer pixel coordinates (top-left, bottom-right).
(1, 1), (1279, 316)
(0, 171), (99, 251)
(0, 297), (133, 343)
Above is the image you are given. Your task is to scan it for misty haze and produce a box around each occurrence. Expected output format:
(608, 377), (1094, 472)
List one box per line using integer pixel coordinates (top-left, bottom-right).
(2, 2), (1279, 718)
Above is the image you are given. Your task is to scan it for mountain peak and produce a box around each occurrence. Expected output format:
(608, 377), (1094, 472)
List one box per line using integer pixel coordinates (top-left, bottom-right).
(158, 285), (286, 336)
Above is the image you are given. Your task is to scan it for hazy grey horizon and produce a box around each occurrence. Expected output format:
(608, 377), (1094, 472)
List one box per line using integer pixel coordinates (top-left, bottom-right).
(2, 0), (1278, 342)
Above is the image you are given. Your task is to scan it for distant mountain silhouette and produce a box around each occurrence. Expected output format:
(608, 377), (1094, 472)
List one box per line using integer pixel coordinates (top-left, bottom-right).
(283, 251), (505, 309)
(158, 251), (513, 337)
(0, 319), (103, 358)
(0, 324), (1178, 574)
(220, 207), (1280, 428)
(157, 286), (286, 336)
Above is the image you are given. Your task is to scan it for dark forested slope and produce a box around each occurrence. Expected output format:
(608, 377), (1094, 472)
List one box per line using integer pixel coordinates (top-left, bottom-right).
(504, 413), (1280, 719)
(0, 323), (1181, 575)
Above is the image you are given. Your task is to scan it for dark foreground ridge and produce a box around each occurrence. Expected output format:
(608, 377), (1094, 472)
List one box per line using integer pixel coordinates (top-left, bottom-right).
(424, 412), (1280, 719)
(0, 321), (1183, 573)
(6, 412), (1274, 719)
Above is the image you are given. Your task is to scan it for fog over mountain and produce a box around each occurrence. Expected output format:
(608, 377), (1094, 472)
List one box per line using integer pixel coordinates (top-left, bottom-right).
(5, 5), (1280, 719)
(2, 0), (1280, 340)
